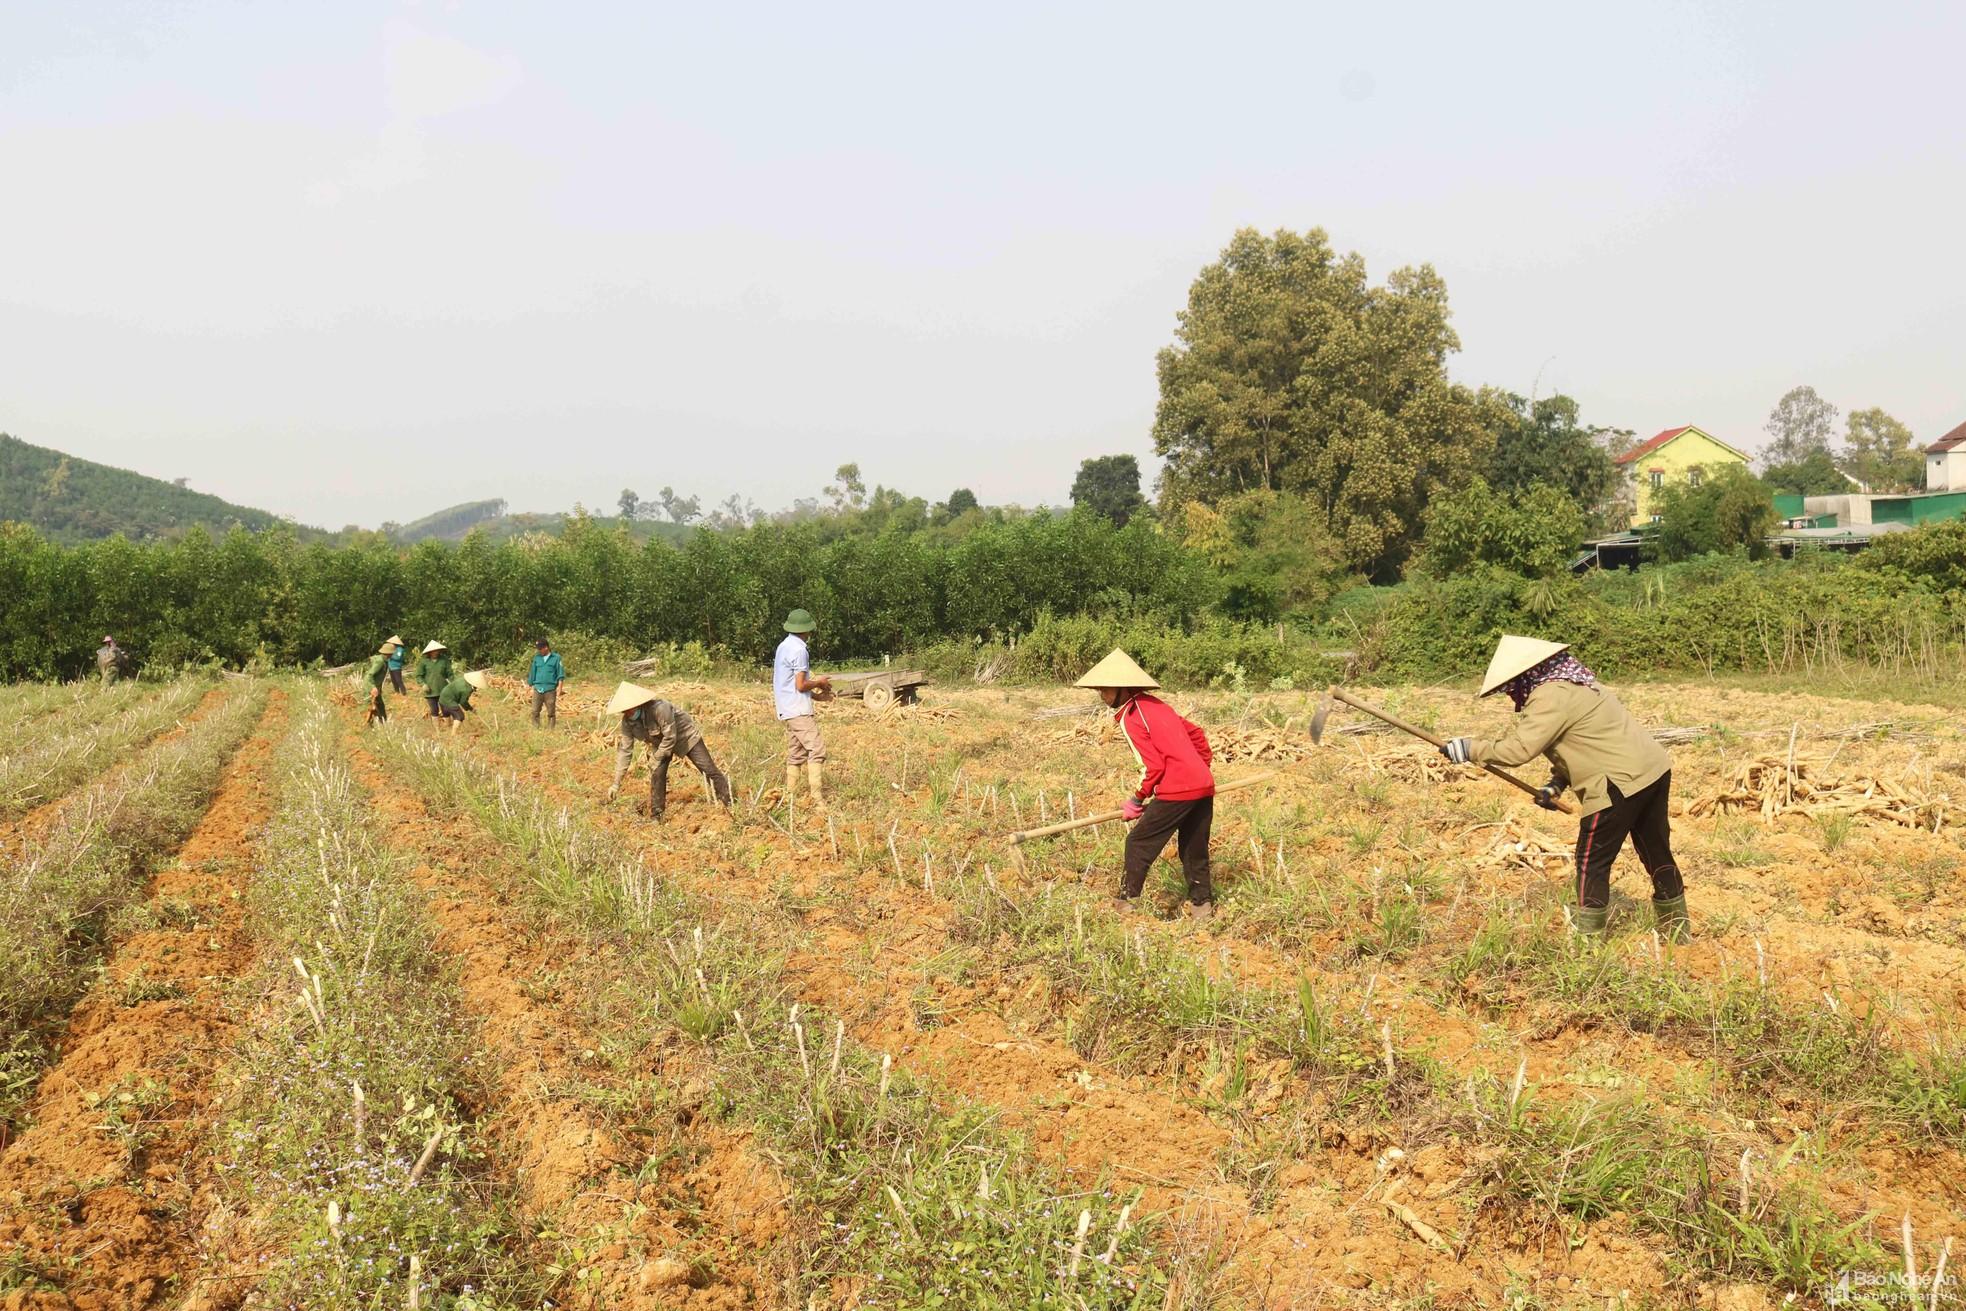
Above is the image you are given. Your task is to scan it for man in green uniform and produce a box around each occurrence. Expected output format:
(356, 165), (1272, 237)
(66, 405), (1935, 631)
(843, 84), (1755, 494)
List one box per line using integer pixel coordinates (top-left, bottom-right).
(416, 640), (454, 718)
(528, 638), (565, 728)
(605, 682), (732, 821)
(438, 669), (488, 731)
(363, 641), (398, 726)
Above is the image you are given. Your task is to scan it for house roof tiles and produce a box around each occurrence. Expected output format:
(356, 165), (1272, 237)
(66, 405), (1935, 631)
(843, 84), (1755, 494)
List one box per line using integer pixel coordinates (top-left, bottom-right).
(1926, 421), (1966, 454)
(1614, 424), (1752, 466)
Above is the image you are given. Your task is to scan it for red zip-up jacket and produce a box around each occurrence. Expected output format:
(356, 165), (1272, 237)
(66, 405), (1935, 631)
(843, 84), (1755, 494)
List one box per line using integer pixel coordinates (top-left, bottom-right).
(1116, 693), (1215, 803)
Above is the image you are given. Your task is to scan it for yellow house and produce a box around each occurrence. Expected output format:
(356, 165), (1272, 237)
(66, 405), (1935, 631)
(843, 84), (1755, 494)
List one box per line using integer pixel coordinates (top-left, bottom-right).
(1614, 425), (1752, 527)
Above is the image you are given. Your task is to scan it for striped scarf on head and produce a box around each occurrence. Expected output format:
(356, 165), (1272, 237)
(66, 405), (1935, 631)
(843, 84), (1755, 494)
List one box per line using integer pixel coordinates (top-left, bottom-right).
(1504, 653), (1596, 711)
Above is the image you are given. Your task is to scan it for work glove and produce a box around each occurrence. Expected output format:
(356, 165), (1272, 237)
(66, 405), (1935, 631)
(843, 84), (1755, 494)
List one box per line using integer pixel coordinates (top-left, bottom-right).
(1534, 784), (1563, 812)
(1440, 737), (1474, 765)
(1120, 797), (1146, 821)
(606, 783), (619, 803)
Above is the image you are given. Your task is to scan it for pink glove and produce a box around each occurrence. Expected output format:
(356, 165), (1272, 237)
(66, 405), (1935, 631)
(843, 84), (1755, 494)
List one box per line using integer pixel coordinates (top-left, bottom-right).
(1120, 797), (1146, 821)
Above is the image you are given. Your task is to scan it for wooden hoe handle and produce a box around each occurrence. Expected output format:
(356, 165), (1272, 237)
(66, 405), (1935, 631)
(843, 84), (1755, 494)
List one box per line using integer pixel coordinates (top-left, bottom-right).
(1008, 771), (1280, 845)
(1327, 688), (1577, 816)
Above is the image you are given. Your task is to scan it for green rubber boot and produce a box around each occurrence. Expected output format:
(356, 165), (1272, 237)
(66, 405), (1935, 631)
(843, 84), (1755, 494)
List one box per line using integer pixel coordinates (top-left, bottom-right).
(1652, 894), (1692, 944)
(1571, 904), (1608, 938)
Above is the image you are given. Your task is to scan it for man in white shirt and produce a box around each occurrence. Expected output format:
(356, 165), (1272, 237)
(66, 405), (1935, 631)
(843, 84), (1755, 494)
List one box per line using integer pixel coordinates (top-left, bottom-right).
(773, 608), (832, 811)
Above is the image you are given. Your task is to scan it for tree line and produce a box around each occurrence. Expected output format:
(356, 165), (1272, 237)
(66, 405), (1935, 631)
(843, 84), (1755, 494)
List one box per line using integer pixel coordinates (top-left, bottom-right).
(0, 512), (1212, 681)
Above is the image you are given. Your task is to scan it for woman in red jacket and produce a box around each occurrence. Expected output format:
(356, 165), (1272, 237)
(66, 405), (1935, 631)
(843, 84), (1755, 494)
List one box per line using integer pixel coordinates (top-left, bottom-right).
(1076, 649), (1217, 920)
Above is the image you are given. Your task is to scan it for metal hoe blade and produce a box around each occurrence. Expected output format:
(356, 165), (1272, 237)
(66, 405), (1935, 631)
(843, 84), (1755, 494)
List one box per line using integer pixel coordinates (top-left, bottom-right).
(1309, 689), (1335, 745)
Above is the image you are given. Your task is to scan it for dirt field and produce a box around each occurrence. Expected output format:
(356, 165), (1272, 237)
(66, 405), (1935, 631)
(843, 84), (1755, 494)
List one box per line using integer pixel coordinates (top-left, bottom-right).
(2, 669), (1960, 1308)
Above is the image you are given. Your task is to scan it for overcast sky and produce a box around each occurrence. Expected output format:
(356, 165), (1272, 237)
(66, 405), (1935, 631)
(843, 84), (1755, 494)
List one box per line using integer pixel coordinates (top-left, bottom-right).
(3, 1), (1961, 528)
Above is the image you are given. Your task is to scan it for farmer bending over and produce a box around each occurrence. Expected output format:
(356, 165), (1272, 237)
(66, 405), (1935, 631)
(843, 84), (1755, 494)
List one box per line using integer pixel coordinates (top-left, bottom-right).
(1077, 649), (1216, 921)
(607, 682), (732, 820)
(1440, 636), (1688, 941)
(438, 670), (488, 731)
(364, 639), (398, 727)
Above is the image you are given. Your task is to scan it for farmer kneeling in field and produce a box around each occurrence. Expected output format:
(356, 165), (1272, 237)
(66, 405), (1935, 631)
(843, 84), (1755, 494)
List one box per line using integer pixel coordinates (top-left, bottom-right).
(1077, 649), (1217, 921)
(606, 682), (732, 820)
(416, 640), (454, 718)
(438, 669), (488, 730)
(1440, 636), (1689, 942)
(364, 639), (399, 727)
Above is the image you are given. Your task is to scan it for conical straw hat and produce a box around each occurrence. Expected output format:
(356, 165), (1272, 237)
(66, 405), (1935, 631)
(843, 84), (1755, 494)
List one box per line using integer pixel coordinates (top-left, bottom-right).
(376, 642), (396, 655)
(385, 635), (403, 647)
(462, 670), (489, 691)
(605, 681), (659, 715)
(423, 640), (447, 654)
(1073, 649), (1160, 690)
(1479, 635), (1571, 697)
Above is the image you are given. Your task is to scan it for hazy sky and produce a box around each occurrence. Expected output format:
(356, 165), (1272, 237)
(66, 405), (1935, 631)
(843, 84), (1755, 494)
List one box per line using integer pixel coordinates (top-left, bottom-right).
(3, 1), (1961, 528)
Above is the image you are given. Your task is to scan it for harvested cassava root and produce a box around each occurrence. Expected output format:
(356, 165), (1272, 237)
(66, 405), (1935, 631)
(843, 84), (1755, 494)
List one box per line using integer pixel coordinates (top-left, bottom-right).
(1687, 754), (1948, 830)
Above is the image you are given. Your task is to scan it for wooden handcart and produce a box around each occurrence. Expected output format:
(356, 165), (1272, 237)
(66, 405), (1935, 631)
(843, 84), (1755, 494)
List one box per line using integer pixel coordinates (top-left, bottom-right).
(826, 669), (929, 712)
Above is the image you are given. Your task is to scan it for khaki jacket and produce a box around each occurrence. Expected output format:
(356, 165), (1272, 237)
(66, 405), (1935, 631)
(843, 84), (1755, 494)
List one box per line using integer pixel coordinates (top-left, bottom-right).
(1471, 680), (1669, 816)
(614, 701), (702, 787)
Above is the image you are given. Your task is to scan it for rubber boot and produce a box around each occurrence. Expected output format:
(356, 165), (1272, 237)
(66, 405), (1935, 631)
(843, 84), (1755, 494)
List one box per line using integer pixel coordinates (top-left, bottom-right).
(1572, 904), (1608, 939)
(1183, 901), (1215, 922)
(806, 760), (828, 813)
(1652, 894), (1692, 944)
(784, 765), (800, 807)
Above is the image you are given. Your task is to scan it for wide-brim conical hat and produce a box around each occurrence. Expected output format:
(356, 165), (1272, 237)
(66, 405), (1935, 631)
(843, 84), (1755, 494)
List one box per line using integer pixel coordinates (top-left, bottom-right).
(423, 640), (447, 654)
(376, 642), (397, 655)
(1479, 635), (1571, 696)
(605, 681), (658, 715)
(385, 635), (403, 647)
(462, 670), (489, 691)
(1073, 649), (1160, 690)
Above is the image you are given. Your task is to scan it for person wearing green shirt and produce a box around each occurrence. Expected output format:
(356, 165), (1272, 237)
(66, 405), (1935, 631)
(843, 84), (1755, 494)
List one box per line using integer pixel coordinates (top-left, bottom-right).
(415, 640), (454, 718)
(438, 670), (488, 731)
(528, 638), (565, 728)
(364, 640), (397, 727)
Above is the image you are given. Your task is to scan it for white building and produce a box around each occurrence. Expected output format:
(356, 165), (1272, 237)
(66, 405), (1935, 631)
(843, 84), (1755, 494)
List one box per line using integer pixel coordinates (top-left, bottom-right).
(1927, 420), (1966, 491)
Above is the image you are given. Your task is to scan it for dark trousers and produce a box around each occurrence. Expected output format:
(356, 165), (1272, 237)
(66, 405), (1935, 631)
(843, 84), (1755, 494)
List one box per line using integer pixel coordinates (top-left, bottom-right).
(1122, 795), (1214, 904)
(531, 688), (558, 726)
(389, 667), (406, 694)
(367, 689), (388, 725)
(650, 741), (732, 819)
(424, 695), (441, 717)
(1575, 772), (1683, 910)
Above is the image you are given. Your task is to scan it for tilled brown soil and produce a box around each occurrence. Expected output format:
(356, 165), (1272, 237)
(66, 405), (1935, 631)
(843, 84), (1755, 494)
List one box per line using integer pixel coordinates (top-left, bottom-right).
(0, 691), (284, 1311)
(341, 727), (795, 1308)
(458, 673), (1966, 1308)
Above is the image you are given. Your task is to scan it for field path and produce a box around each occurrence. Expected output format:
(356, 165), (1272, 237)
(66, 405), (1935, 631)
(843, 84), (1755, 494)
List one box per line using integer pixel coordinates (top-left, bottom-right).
(0, 691), (283, 1311)
(344, 728), (795, 1308)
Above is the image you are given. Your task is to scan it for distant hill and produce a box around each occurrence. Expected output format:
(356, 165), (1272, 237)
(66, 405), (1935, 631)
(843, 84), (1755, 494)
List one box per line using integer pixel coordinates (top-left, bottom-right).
(390, 498), (510, 542)
(0, 433), (313, 543)
(387, 499), (697, 545)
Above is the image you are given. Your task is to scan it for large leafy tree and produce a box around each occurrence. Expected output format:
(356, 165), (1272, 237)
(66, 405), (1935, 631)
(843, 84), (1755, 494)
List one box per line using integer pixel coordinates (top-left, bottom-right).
(1070, 454), (1147, 527)
(1761, 385), (1839, 468)
(1152, 227), (1506, 578)
(1841, 407), (1922, 491)
(1487, 393), (1618, 527)
(1763, 449), (1850, 497)
(1653, 466), (1777, 562)
(1415, 478), (1585, 579)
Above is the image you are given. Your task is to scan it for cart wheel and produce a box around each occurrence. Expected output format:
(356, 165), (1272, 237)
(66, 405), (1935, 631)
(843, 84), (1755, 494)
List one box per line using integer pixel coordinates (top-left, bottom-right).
(864, 681), (895, 712)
